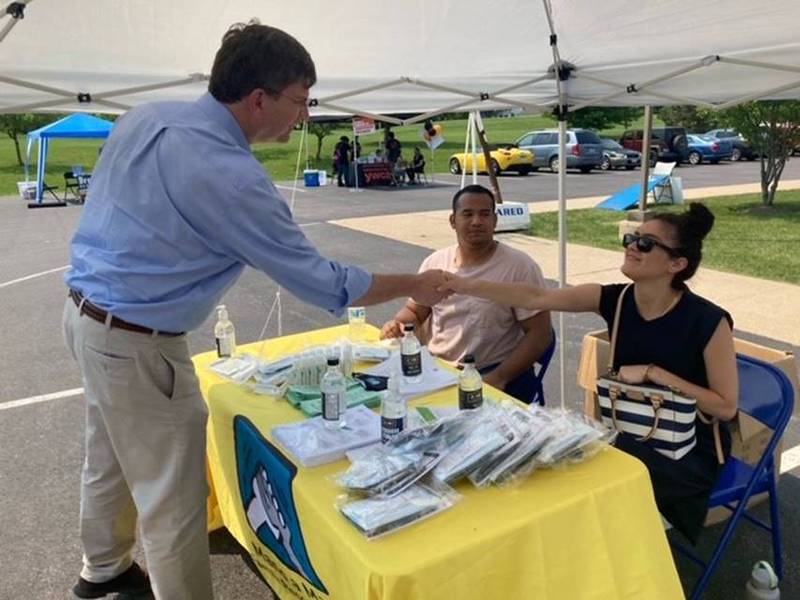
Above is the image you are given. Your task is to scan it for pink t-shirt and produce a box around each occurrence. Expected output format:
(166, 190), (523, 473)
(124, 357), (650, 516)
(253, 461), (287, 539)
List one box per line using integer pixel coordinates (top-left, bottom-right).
(417, 242), (546, 370)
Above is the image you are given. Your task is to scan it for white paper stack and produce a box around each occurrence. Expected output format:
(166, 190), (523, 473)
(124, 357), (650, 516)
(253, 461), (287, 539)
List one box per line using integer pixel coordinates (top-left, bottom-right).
(365, 349), (458, 399)
(272, 405), (381, 467)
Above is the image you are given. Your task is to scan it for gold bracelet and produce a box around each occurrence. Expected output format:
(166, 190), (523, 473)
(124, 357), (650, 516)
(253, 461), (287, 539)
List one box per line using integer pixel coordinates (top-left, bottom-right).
(645, 363), (655, 382)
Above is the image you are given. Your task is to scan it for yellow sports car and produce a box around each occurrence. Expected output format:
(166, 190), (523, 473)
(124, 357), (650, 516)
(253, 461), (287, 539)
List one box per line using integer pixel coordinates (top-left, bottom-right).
(449, 143), (535, 176)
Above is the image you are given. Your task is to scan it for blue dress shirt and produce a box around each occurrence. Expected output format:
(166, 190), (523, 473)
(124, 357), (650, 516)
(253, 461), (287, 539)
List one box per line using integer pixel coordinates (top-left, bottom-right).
(65, 93), (372, 332)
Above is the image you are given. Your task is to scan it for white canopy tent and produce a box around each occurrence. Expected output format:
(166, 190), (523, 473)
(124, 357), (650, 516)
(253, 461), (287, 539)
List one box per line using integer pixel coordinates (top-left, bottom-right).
(3, 0), (800, 399)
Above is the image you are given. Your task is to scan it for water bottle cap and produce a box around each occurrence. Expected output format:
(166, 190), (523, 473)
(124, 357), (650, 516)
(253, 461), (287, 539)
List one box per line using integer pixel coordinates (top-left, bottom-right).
(463, 354), (475, 364)
(216, 304), (228, 319)
(403, 323), (415, 332)
(327, 357), (340, 366)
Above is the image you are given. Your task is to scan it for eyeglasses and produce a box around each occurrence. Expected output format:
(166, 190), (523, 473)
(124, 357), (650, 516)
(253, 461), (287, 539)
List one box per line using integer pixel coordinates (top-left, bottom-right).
(622, 233), (681, 257)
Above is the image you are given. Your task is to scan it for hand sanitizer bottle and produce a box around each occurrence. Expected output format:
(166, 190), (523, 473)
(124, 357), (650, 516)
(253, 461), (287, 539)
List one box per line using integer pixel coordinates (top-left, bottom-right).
(214, 304), (236, 358)
(458, 354), (483, 410)
(401, 323), (422, 384)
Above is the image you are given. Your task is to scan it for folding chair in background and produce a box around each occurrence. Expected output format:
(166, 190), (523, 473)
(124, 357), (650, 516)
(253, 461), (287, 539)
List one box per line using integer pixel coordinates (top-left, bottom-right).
(671, 354), (795, 600)
(528, 329), (556, 406)
(650, 161), (677, 204)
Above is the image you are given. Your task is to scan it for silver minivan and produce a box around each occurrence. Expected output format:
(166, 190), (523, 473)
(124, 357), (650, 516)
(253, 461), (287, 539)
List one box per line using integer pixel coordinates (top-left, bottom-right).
(515, 128), (604, 173)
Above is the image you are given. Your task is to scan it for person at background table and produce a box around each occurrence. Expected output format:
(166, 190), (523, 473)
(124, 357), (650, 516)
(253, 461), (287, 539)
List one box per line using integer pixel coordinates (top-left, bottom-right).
(371, 147), (384, 163)
(381, 184), (552, 403)
(349, 136), (362, 160)
(406, 146), (426, 184)
(333, 135), (351, 186)
(385, 130), (402, 166)
(439, 202), (738, 543)
(62, 21), (448, 600)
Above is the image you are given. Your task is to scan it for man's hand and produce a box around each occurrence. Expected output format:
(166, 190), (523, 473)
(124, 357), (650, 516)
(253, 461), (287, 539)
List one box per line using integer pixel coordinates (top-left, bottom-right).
(483, 370), (507, 391)
(380, 319), (405, 340)
(411, 269), (450, 306)
(438, 271), (470, 295)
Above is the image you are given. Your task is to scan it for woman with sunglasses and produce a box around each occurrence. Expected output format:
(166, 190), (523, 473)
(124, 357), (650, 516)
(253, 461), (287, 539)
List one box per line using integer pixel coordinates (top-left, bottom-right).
(440, 202), (738, 543)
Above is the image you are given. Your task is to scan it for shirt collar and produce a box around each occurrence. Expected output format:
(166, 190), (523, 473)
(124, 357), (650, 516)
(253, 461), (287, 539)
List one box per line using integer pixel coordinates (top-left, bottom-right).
(196, 92), (250, 151)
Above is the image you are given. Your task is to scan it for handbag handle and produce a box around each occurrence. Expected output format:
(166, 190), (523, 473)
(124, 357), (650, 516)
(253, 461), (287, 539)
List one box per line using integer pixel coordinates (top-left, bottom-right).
(607, 283), (633, 371)
(608, 384), (663, 442)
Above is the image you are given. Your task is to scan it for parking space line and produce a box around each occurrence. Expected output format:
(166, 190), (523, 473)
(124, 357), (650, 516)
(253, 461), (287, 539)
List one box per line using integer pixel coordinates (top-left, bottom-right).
(0, 387), (83, 411)
(0, 265), (69, 289)
(780, 443), (800, 474)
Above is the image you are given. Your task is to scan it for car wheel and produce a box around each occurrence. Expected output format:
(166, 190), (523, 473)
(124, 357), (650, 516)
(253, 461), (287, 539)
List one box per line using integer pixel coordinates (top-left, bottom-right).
(530, 166), (539, 172)
(649, 153), (658, 168)
(518, 166), (532, 175)
(490, 159), (501, 176)
(625, 165), (636, 170)
(600, 156), (611, 171)
(731, 148), (742, 162)
(549, 156), (559, 173)
(449, 158), (462, 174)
(688, 151), (702, 165)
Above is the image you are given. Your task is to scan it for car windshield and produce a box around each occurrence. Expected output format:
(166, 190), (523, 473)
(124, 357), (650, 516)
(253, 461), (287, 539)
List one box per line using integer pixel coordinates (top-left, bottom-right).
(602, 139), (623, 150)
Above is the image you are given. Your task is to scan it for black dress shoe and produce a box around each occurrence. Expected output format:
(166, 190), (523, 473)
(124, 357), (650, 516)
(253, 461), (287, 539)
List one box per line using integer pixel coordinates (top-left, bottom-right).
(72, 562), (153, 599)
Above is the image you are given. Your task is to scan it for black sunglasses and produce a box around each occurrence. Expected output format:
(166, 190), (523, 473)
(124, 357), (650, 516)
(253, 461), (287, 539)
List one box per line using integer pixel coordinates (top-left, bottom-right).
(622, 233), (681, 257)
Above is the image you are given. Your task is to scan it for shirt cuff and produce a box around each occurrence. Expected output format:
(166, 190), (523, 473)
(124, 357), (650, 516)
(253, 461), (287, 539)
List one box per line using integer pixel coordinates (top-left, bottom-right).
(333, 266), (373, 317)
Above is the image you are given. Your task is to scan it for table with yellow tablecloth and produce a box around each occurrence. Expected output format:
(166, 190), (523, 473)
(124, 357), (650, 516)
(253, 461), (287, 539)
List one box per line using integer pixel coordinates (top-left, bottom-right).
(194, 325), (684, 600)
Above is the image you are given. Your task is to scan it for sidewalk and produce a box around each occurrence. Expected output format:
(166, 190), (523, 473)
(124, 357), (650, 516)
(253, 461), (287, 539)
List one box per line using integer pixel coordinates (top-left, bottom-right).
(332, 180), (800, 346)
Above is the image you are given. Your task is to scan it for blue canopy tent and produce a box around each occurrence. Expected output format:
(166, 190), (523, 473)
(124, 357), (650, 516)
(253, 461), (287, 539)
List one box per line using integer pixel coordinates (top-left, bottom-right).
(25, 113), (113, 205)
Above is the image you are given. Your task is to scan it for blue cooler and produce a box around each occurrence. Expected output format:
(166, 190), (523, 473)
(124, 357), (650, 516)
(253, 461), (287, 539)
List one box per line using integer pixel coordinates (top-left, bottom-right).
(303, 170), (320, 187)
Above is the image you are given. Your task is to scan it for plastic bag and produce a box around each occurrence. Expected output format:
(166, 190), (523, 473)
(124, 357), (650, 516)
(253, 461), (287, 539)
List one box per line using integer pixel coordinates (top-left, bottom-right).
(534, 408), (616, 467)
(208, 354), (259, 384)
(432, 410), (511, 484)
(338, 481), (459, 539)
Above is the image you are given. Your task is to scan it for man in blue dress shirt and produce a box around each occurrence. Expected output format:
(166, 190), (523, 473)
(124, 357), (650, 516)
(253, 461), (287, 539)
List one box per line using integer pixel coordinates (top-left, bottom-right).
(63, 22), (446, 600)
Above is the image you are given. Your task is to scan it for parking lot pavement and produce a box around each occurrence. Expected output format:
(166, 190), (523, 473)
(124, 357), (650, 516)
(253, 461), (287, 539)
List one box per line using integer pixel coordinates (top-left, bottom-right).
(1, 156), (798, 599)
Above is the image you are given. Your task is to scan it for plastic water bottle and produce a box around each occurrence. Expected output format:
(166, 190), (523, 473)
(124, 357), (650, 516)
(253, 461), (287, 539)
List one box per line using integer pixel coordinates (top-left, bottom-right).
(381, 371), (406, 444)
(321, 357), (347, 430)
(214, 304), (236, 358)
(745, 561), (780, 600)
(347, 306), (366, 341)
(400, 323), (422, 384)
(458, 354), (483, 410)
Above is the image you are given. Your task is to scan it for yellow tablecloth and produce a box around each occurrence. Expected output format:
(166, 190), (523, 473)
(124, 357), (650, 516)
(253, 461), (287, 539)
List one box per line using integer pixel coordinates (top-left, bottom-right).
(194, 325), (684, 600)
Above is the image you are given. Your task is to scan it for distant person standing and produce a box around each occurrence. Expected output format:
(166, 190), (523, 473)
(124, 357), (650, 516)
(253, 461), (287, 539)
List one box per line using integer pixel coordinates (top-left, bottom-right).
(385, 130), (402, 166)
(406, 146), (426, 183)
(334, 135), (351, 186)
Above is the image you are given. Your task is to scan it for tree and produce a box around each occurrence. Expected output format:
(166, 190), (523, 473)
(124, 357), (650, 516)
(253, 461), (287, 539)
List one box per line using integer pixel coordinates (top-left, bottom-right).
(657, 106), (720, 132)
(0, 113), (52, 166)
(721, 100), (800, 206)
(568, 107), (643, 131)
(307, 121), (336, 166)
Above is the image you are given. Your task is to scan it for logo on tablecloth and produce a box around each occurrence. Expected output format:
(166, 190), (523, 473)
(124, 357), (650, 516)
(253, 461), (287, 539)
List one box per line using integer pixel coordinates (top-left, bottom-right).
(234, 416), (328, 594)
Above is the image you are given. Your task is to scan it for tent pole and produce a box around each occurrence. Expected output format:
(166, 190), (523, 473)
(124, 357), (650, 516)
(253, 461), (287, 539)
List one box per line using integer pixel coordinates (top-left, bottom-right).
(470, 111), (478, 185)
(460, 114), (472, 189)
(473, 111), (502, 203)
(639, 105), (654, 213)
(557, 118), (567, 409)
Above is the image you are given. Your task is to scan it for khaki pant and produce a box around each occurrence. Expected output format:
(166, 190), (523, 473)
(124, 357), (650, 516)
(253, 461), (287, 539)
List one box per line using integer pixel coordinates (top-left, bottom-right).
(63, 299), (213, 600)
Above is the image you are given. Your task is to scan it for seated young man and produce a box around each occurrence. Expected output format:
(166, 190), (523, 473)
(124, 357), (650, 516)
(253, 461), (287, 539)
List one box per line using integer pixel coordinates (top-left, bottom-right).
(381, 184), (552, 402)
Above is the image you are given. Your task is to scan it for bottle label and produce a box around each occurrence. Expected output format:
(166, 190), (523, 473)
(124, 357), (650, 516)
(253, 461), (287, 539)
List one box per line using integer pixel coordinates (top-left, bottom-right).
(322, 391), (342, 420)
(216, 336), (233, 358)
(381, 416), (405, 443)
(459, 387), (483, 410)
(401, 352), (422, 376)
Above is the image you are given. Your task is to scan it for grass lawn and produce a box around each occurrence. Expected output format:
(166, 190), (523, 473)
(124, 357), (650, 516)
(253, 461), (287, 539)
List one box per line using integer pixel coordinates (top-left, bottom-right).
(0, 112), (663, 196)
(529, 191), (800, 285)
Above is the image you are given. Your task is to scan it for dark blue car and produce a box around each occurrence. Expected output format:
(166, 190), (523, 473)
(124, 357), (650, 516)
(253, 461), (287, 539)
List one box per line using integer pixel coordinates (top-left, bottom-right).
(686, 134), (733, 165)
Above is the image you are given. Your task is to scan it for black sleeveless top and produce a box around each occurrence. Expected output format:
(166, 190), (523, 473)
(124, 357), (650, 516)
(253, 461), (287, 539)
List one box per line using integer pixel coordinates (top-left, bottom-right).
(599, 284), (733, 543)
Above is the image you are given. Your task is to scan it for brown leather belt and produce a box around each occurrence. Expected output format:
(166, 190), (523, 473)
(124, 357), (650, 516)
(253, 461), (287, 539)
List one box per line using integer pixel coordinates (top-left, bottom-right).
(69, 288), (183, 337)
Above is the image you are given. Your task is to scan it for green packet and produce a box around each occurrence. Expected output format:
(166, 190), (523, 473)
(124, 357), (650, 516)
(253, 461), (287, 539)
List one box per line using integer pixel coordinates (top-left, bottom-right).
(286, 379), (363, 407)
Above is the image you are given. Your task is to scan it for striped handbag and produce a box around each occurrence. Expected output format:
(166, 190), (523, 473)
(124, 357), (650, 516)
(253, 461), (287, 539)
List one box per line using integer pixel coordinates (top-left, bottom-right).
(596, 284), (718, 461)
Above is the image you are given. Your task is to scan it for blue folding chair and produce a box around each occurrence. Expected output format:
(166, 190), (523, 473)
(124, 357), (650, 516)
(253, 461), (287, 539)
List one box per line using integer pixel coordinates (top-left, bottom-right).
(672, 354), (795, 600)
(528, 328), (556, 406)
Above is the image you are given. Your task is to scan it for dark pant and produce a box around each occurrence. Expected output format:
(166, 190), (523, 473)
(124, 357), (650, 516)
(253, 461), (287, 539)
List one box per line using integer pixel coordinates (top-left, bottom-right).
(336, 162), (349, 186)
(479, 363), (538, 404)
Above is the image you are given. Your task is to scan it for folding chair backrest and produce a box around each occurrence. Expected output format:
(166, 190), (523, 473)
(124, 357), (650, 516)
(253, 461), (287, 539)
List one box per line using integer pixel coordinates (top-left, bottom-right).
(529, 328), (556, 406)
(736, 354), (794, 433)
(651, 161), (676, 177)
(72, 164), (84, 175)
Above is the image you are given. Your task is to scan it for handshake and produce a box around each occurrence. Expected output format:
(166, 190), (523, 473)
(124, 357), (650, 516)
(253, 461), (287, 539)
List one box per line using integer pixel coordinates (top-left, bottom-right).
(410, 270), (468, 306)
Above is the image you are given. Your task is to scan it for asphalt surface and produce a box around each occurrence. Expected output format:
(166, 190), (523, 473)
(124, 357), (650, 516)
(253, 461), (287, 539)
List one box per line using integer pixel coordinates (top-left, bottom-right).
(0, 158), (798, 599)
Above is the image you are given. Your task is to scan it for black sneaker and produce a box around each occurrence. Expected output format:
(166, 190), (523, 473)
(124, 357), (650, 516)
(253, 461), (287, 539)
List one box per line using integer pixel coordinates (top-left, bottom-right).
(72, 562), (154, 599)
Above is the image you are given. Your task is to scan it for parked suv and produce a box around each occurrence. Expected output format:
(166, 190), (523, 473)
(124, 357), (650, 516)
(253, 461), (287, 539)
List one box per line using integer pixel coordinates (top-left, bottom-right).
(515, 129), (604, 173)
(620, 127), (689, 166)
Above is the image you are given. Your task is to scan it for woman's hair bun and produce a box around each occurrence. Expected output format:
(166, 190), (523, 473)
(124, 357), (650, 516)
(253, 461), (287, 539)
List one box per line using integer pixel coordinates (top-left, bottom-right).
(685, 202), (714, 240)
